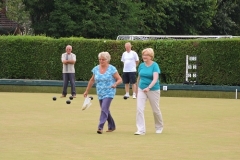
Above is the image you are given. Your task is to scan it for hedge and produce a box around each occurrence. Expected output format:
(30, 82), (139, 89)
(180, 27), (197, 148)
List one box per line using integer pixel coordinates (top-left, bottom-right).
(0, 35), (240, 85)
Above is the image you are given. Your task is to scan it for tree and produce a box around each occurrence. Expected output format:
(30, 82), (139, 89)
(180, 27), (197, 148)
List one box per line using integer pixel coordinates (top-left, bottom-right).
(23, 0), (144, 39)
(5, 0), (31, 34)
(23, 0), (54, 35)
(139, 0), (217, 35)
(207, 0), (240, 35)
(168, 0), (217, 35)
(0, 1), (3, 9)
(21, 0), (240, 38)
(230, 0), (240, 35)
(138, 0), (179, 35)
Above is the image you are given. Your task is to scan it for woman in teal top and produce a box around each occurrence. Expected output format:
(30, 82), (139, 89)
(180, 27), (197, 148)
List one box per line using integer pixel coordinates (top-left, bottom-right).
(138, 62), (160, 91)
(84, 52), (122, 134)
(134, 48), (164, 135)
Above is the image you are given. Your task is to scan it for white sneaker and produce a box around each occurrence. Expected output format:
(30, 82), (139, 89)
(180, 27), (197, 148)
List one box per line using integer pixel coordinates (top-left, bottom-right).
(132, 93), (136, 99)
(124, 94), (129, 98)
(156, 128), (163, 134)
(134, 131), (145, 135)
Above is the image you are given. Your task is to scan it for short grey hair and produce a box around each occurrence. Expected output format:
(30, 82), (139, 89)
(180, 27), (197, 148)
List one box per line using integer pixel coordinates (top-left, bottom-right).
(98, 52), (111, 62)
(66, 45), (72, 50)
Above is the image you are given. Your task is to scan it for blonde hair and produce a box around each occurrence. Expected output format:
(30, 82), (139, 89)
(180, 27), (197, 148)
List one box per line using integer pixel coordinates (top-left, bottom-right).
(142, 48), (154, 60)
(98, 52), (111, 62)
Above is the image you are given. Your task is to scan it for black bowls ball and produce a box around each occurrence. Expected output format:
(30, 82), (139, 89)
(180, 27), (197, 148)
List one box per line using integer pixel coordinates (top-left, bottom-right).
(66, 100), (71, 104)
(89, 96), (93, 100)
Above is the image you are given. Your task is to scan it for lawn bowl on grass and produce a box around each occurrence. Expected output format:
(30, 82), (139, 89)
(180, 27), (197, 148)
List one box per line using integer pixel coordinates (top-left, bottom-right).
(66, 100), (71, 104)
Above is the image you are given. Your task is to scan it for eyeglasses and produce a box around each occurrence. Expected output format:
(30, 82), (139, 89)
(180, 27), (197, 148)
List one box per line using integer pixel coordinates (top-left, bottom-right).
(98, 59), (106, 61)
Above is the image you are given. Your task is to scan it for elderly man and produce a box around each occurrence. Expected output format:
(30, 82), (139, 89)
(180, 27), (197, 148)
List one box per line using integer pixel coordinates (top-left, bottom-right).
(61, 45), (76, 98)
(121, 42), (139, 99)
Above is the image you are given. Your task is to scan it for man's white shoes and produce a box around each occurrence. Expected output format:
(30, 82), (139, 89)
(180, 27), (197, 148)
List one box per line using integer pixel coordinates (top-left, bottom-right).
(123, 93), (137, 99)
(132, 93), (136, 99)
(124, 93), (130, 98)
(156, 128), (163, 134)
(134, 131), (145, 135)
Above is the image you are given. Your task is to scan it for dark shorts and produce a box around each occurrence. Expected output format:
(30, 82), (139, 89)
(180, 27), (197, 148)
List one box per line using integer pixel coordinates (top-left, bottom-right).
(122, 72), (137, 84)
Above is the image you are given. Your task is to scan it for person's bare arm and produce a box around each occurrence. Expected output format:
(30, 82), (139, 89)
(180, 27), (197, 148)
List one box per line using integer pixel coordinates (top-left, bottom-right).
(62, 60), (68, 64)
(111, 72), (122, 88)
(148, 72), (159, 89)
(62, 54), (76, 64)
(143, 72), (159, 92)
(66, 60), (76, 64)
(136, 60), (139, 66)
(83, 75), (95, 97)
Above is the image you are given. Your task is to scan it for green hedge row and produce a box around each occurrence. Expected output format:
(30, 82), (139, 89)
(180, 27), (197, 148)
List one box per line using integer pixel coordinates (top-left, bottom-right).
(0, 36), (240, 85)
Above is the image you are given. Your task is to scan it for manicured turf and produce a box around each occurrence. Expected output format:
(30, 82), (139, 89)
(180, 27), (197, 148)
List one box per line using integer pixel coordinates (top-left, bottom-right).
(0, 92), (240, 160)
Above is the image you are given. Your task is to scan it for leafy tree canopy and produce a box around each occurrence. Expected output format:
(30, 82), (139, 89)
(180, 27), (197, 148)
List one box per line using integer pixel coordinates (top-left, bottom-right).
(23, 0), (144, 39)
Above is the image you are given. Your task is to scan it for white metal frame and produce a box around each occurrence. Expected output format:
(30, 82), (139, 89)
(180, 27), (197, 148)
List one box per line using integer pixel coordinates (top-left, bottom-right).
(116, 35), (234, 40)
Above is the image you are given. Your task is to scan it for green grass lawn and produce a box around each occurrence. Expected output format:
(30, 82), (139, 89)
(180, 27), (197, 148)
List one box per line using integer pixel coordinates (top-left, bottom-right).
(0, 92), (240, 160)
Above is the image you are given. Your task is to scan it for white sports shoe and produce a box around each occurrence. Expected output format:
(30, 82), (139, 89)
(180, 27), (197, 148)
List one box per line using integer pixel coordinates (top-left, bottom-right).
(156, 128), (163, 134)
(134, 131), (145, 135)
(124, 93), (130, 98)
(132, 93), (136, 99)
